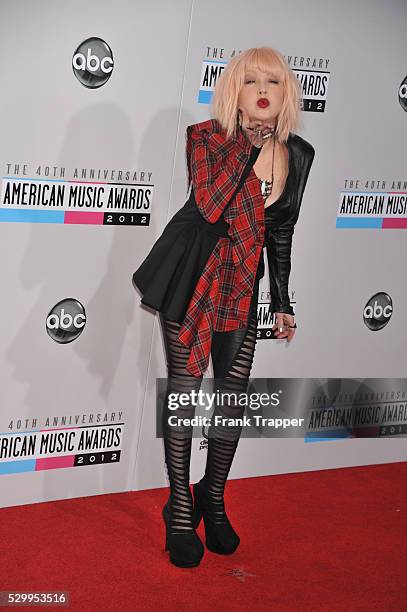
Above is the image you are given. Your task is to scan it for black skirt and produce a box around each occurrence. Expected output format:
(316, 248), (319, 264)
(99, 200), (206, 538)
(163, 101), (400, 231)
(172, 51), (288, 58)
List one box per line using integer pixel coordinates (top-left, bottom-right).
(132, 190), (265, 323)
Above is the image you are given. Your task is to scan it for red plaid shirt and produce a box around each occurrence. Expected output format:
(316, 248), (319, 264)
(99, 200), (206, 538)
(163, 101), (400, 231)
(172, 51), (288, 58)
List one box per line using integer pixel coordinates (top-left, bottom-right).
(177, 119), (265, 377)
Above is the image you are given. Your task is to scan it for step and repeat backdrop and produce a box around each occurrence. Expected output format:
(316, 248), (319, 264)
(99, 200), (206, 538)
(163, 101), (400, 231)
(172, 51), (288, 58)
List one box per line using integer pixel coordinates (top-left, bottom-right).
(1, 0), (406, 507)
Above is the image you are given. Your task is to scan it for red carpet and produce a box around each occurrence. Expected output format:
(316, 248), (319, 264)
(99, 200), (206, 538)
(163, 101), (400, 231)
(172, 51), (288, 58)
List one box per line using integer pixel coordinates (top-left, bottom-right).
(1, 462), (406, 611)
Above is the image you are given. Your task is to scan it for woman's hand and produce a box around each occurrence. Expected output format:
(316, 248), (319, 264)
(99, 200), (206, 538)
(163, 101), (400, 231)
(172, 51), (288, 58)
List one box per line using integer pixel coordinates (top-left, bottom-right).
(239, 108), (275, 148)
(272, 312), (296, 342)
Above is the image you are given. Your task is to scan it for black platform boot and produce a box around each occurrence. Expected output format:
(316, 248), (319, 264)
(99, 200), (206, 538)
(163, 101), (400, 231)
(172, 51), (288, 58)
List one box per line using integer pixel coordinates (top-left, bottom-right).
(162, 494), (204, 568)
(193, 474), (240, 554)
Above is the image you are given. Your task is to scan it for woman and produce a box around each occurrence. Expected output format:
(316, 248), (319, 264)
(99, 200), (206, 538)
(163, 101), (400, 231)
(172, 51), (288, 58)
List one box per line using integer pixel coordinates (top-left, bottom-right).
(133, 46), (315, 568)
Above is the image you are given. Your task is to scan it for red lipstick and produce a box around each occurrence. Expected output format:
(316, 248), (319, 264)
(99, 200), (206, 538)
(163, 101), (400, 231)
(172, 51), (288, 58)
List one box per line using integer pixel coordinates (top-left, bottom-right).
(257, 98), (269, 108)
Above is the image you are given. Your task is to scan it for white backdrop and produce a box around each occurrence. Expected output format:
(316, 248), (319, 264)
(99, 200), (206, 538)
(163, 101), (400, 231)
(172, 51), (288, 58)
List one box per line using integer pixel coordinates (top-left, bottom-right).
(0, 0), (406, 508)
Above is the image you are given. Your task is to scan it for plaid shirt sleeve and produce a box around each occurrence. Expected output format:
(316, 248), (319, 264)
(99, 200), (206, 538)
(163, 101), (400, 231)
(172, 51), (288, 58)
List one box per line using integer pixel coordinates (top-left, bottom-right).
(186, 125), (252, 223)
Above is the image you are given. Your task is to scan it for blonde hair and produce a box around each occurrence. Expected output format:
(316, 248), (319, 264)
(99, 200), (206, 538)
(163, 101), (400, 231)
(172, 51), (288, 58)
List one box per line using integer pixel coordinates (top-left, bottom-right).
(211, 46), (302, 143)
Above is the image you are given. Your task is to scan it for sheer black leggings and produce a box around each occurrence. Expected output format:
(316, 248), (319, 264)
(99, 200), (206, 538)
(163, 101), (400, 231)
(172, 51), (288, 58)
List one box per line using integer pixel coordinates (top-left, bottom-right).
(159, 279), (259, 534)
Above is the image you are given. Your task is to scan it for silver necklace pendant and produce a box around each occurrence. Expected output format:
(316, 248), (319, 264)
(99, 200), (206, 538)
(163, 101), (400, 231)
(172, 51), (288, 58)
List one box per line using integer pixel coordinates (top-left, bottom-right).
(260, 178), (273, 200)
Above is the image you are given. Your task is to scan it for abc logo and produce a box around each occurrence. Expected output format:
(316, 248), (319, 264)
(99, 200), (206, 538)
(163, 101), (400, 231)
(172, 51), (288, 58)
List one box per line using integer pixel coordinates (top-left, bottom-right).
(72, 37), (114, 88)
(398, 76), (407, 112)
(46, 299), (86, 344)
(363, 292), (392, 331)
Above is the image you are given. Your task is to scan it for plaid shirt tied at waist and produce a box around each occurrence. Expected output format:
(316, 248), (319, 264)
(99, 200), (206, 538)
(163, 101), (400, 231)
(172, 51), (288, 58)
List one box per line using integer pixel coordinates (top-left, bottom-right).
(177, 119), (266, 377)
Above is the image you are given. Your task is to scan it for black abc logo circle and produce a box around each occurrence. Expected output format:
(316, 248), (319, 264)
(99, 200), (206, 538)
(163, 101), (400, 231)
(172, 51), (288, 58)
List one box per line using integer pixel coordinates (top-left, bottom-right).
(72, 37), (114, 88)
(363, 292), (392, 331)
(46, 298), (86, 344)
(398, 75), (407, 111)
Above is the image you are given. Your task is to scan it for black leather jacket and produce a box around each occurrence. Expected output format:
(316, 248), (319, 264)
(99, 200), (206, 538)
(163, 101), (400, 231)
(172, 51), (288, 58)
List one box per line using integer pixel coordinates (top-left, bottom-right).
(258, 133), (315, 315)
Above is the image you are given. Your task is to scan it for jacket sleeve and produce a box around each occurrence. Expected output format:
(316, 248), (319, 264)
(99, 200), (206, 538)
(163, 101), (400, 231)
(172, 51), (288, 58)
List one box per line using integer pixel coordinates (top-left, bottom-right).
(265, 226), (296, 315)
(266, 144), (315, 315)
(187, 127), (253, 223)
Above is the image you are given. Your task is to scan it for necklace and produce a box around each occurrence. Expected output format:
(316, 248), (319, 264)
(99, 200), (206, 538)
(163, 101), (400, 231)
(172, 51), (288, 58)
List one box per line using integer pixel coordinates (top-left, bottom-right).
(259, 134), (276, 202)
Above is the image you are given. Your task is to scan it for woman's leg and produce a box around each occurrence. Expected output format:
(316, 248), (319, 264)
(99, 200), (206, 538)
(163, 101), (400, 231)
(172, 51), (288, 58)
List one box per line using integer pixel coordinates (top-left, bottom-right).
(193, 281), (259, 553)
(159, 314), (204, 534)
(204, 283), (259, 501)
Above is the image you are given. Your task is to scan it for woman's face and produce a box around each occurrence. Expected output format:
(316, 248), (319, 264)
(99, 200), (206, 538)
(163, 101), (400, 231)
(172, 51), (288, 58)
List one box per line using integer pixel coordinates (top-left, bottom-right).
(237, 66), (284, 125)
